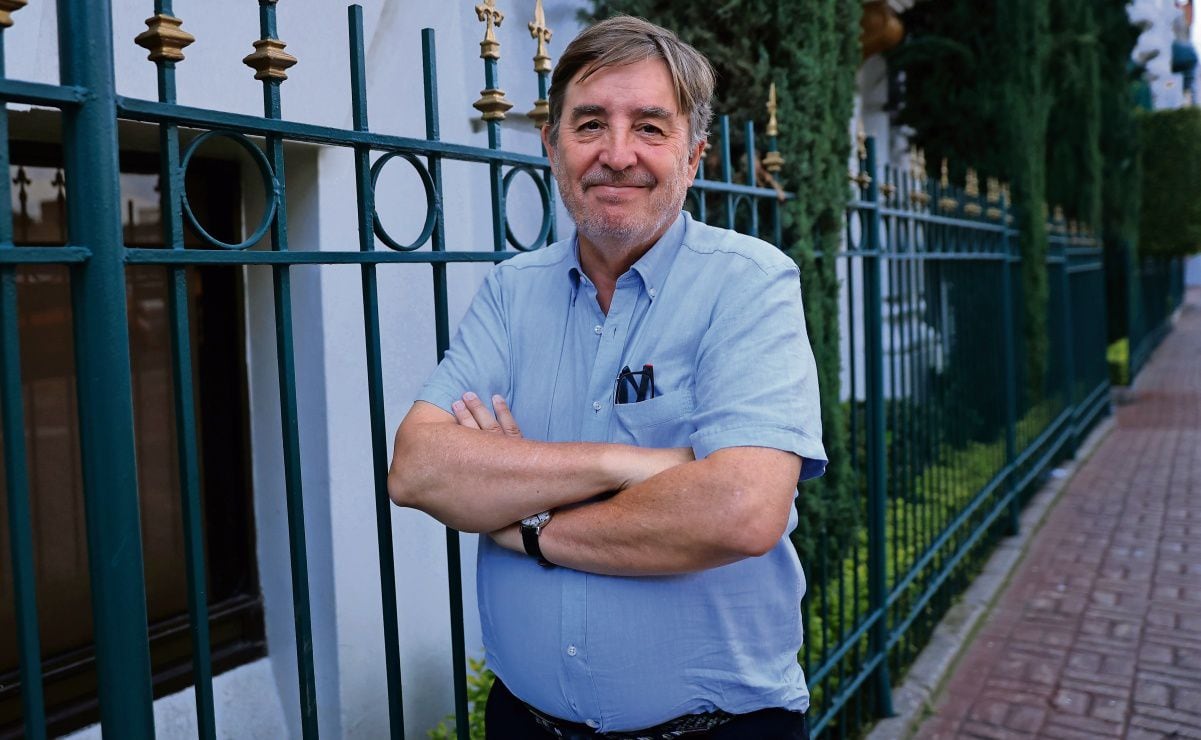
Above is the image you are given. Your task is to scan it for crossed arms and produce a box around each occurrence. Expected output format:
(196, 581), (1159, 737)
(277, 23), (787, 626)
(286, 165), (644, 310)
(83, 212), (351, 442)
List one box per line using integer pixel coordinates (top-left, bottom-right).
(387, 392), (801, 577)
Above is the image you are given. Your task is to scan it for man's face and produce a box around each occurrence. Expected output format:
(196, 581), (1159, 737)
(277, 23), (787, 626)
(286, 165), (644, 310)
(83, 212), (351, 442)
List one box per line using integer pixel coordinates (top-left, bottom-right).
(543, 57), (704, 253)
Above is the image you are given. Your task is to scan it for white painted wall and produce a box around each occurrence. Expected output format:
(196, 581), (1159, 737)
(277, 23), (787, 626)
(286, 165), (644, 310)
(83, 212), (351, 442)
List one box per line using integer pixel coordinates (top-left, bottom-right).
(1129, 0), (1191, 109)
(5, 1), (582, 737)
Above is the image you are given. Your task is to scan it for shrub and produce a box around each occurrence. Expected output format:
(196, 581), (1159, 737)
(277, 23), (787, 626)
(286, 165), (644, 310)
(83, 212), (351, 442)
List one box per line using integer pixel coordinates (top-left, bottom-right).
(1138, 107), (1201, 258)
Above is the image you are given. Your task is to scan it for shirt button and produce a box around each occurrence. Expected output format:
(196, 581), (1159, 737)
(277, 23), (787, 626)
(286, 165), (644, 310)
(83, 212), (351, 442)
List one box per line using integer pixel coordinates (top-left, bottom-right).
(593, 324), (603, 335)
(585, 719), (600, 728)
(592, 401), (602, 412)
(567, 645), (577, 656)
(648, 287), (657, 298)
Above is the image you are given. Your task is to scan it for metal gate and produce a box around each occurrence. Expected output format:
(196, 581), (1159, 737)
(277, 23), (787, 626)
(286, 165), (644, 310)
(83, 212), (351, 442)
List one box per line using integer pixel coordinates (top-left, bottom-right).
(0, 1), (793, 737)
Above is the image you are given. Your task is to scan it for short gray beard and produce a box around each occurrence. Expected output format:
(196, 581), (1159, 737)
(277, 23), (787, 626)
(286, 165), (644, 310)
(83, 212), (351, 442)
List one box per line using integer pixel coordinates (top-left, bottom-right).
(553, 160), (690, 253)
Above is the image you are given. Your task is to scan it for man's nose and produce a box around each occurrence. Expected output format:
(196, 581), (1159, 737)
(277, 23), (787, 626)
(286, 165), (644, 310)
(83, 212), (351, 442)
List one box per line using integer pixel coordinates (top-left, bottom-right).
(597, 130), (637, 171)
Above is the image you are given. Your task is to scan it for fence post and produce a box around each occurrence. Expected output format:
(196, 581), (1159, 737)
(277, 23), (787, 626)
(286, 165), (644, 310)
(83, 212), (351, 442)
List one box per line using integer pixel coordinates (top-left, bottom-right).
(1060, 237), (1077, 456)
(1001, 201), (1019, 534)
(862, 136), (894, 718)
(58, 0), (156, 736)
(1124, 240), (1139, 383)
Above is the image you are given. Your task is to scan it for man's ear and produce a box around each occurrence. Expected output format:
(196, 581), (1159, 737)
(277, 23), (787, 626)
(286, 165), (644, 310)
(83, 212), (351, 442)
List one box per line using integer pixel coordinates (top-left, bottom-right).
(686, 138), (706, 183)
(541, 124), (557, 166)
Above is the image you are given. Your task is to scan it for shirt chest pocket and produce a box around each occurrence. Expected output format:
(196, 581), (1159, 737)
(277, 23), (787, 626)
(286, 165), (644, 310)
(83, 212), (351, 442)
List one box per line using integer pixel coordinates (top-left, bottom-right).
(611, 389), (696, 448)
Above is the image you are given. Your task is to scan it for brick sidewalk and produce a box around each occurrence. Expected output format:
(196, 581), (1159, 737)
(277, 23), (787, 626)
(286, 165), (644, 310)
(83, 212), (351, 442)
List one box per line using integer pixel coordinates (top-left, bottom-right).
(917, 288), (1201, 740)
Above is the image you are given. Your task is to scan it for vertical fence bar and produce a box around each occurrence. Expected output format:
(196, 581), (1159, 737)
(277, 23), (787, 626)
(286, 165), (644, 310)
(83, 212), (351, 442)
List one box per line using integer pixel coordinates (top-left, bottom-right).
(142, 2), (218, 735)
(528, 0), (556, 245)
(719, 116), (734, 228)
(251, 2), (319, 735)
(862, 137), (893, 718)
(1001, 200), (1019, 534)
(1059, 235), (1077, 456)
(349, 7), (406, 737)
(0, 14), (48, 739)
(744, 121), (759, 238)
(430, 26), (470, 740)
(59, 0), (157, 735)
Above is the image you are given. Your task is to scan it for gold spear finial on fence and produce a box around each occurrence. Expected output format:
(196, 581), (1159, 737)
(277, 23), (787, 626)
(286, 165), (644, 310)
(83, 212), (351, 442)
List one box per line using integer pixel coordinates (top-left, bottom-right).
(848, 120), (872, 188)
(476, 0), (504, 59)
(0, 0), (27, 29)
(526, 0), (552, 128)
(763, 83), (785, 174)
(964, 168), (982, 217)
(473, 0), (514, 121)
(766, 83), (780, 138)
(134, 13), (195, 63)
(529, 0), (551, 72)
(908, 146), (930, 206)
(937, 159), (958, 213)
(986, 177), (1002, 220)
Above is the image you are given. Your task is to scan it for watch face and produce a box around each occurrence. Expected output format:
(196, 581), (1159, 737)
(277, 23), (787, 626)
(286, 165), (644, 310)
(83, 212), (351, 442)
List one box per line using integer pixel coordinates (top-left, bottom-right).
(521, 511), (551, 528)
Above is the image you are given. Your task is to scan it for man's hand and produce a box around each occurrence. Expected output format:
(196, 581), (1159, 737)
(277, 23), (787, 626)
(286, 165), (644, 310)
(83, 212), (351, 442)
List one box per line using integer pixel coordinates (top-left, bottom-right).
(451, 392), (522, 437)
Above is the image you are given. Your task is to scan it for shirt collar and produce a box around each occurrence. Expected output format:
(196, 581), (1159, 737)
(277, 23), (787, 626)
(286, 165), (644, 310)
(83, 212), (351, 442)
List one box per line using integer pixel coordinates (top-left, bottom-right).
(566, 211), (687, 302)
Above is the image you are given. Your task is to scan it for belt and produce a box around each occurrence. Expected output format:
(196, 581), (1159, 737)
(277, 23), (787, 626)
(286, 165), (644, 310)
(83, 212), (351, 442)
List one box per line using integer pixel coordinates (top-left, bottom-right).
(524, 702), (734, 739)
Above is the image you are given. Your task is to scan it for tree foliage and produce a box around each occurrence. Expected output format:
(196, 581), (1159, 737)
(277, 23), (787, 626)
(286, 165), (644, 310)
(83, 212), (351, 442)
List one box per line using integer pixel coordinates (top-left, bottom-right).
(1139, 107), (1201, 257)
(580, 0), (862, 561)
(888, 0), (1140, 396)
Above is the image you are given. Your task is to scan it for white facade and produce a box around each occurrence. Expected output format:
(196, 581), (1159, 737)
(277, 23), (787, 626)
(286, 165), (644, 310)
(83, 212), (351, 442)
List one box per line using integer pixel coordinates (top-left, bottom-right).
(1129, 0), (1196, 108)
(5, 2), (583, 738)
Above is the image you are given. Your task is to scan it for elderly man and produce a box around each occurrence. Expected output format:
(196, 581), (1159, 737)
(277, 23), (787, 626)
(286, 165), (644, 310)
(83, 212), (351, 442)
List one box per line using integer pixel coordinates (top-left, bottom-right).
(389, 15), (826, 740)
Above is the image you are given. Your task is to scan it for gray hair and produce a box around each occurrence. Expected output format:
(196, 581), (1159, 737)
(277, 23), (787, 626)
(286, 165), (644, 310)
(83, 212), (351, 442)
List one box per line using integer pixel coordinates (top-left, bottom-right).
(547, 16), (716, 149)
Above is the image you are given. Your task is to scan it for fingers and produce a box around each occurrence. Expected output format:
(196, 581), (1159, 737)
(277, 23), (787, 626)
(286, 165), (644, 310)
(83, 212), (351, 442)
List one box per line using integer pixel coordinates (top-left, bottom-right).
(492, 394), (523, 438)
(451, 397), (482, 429)
(452, 392), (523, 437)
(459, 391), (500, 431)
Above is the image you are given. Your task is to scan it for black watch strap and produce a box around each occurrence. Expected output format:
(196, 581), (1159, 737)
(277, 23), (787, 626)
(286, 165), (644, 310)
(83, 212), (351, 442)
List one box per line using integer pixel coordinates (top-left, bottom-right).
(521, 522), (553, 567)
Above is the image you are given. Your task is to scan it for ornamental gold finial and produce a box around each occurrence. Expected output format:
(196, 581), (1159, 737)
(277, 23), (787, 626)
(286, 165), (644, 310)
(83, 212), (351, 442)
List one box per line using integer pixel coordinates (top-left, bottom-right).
(986, 177), (1000, 204)
(476, 0), (504, 59)
(526, 0), (552, 127)
(986, 178), (1002, 220)
(529, 0), (552, 72)
(938, 159), (958, 213)
(0, 0), (27, 28)
(856, 120), (867, 161)
(965, 168), (979, 198)
(134, 13), (195, 63)
(963, 168), (982, 216)
(908, 147), (930, 206)
(243, 38), (297, 81)
(763, 84), (784, 174)
(766, 83), (779, 138)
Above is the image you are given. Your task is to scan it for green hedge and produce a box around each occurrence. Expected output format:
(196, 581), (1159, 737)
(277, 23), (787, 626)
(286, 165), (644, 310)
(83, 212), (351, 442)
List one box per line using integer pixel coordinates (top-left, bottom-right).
(1139, 107), (1201, 258)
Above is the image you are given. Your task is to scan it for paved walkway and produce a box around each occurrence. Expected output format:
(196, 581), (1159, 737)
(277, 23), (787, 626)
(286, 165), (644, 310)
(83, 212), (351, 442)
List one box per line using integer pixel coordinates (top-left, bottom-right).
(917, 288), (1201, 739)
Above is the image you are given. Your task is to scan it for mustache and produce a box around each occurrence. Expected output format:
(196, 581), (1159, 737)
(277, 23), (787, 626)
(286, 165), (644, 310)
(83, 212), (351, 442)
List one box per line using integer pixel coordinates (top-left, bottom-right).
(580, 169), (657, 188)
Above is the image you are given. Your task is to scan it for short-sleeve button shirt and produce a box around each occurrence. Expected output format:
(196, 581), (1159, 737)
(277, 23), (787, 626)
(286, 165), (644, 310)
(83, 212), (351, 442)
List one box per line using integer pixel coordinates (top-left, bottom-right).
(417, 212), (827, 732)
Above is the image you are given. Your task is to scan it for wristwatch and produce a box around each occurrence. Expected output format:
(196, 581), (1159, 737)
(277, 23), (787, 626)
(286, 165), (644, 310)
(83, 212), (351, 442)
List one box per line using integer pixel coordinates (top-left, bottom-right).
(520, 511), (553, 567)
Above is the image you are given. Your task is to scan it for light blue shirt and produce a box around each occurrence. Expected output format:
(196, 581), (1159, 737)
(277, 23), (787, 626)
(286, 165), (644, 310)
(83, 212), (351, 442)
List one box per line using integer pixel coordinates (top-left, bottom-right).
(417, 212), (827, 732)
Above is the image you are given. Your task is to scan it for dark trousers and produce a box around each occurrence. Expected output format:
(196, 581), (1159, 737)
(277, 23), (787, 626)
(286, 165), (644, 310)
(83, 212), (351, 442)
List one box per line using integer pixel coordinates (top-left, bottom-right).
(485, 677), (809, 740)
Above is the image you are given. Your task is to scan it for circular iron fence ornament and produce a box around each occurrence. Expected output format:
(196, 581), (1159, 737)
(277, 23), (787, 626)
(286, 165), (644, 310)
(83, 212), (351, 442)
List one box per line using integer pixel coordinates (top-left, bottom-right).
(370, 151), (437, 252)
(180, 130), (280, 250)
(501, 165), (551, 251)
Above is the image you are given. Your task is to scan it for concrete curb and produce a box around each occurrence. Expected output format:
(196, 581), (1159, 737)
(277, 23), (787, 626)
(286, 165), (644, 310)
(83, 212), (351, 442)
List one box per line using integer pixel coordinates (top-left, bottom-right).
(864, 411), (1116, 740)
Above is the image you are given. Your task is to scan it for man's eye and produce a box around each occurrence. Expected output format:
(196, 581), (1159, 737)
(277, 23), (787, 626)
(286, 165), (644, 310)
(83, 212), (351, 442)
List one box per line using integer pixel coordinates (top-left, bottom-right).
(638, 124), (664, 135)
(578, 120), (602, 131)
